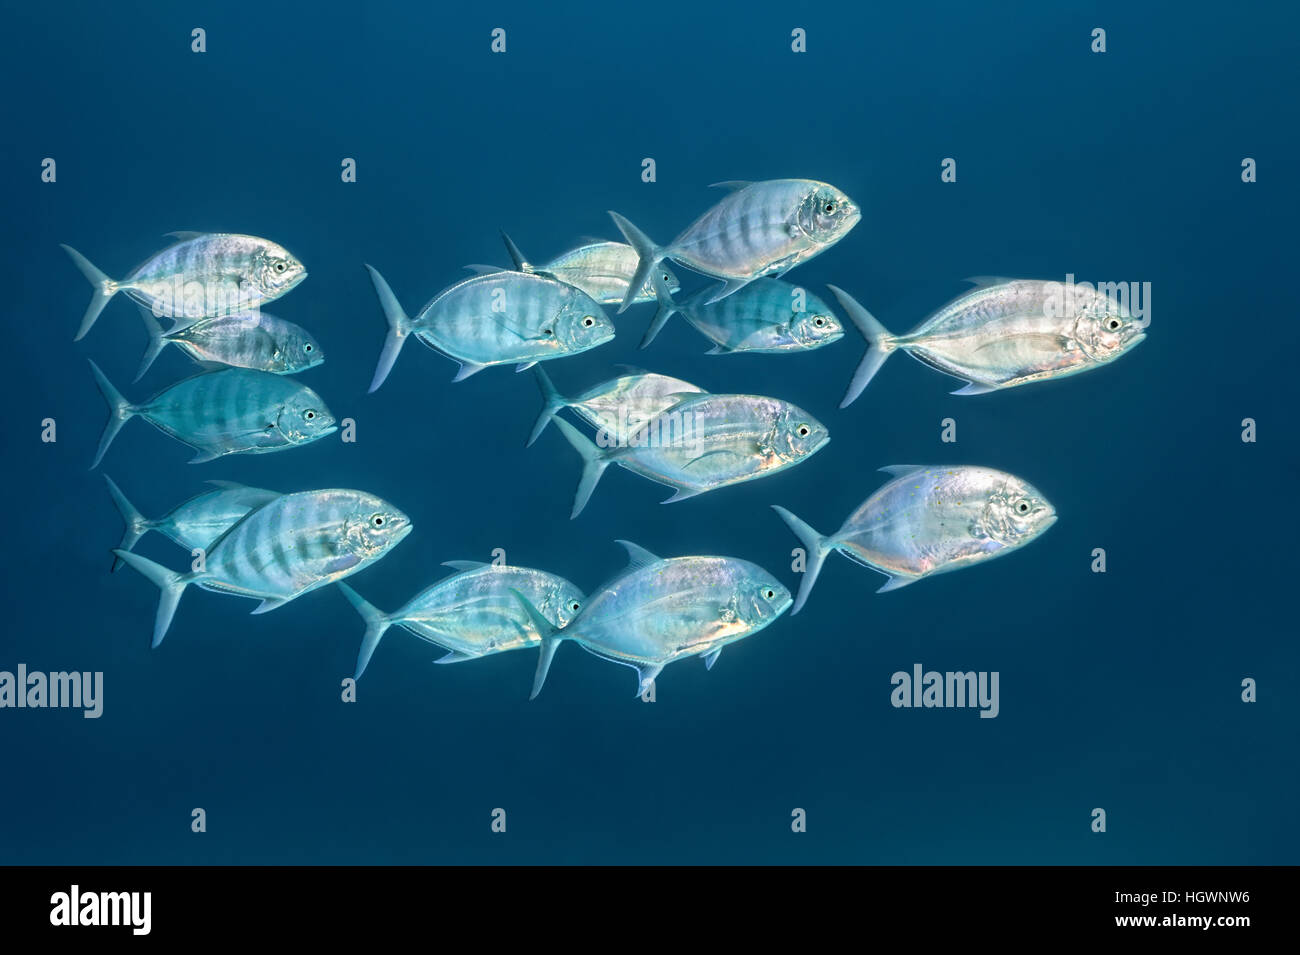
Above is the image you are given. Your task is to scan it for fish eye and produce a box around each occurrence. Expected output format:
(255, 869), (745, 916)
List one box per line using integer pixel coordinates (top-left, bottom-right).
(304, 410), (316, 420)
(583, 316), (595, 327)
(824, 201), (835, 214)
(371, 514), (385, 527)
(797, 424), (810, 437)
(274, 261), (287, 273)
(1106, 318), (1121, 330)
(813, 317), (825, 326)
(543, 328), (554, 336)
(763, 588), (776, 600)
(1016, 501), (1030, 514)
(569, 600), (580, 612)
(662, 273), (670, 281)
(304, 342), (313, 352)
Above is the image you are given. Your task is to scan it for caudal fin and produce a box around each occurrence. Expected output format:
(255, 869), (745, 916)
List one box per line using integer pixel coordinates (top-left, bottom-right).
(771, 506), (833, 614)
(133, 305), (171, 382)
(87, 360), (137, 470)
(552, 417), (614, 519)
(639, 272), (681, 348)
(608, 211), (664, 315)
(508, 588), (564, 700)
(364, 264), (412, 392)
(111, 549), (190, 648)
(103, 475), (152, 572)
(337, 582), (393, 680)
(527, 366), (568, 447)
(826, 285), (898, 408)
(61, 244), (119, 341)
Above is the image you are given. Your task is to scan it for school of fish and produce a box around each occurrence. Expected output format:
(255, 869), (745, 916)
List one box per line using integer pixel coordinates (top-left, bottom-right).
(63, 176), (1145, 697)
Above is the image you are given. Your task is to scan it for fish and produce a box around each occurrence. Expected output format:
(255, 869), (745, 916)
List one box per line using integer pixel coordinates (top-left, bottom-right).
(607, 178), (860, 315)
(88, 361), (337, 468)
(135, 307), (323, 381)
(773, 465), (1058, 612)
(364, 265), (616, 391)
(468, 233), (683, 305)
(515, 540), (792, 698)
(830, 279), (1148, 407)
(549, 394), (830, 518)
(527, 365), (708, 446)
(103, 476), (280, 572)
(641, 277), (844, 353)
(112, 488), (412, 647)
(61, 232), (307, 340)
(338, 562), (585, 679)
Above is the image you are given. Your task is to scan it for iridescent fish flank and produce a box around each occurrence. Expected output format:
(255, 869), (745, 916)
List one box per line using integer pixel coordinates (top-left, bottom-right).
(608, 178), (860, 314)
(135, 308), (324, 381)
(470, 234), (683, 306)
(831, 279), (1147, 407)
(113, 489), (412, 647)
(62, 232), (307, 339)
(339, 562), (585, 679)
(515, 541), (792, 698)
(773, 465), (1057, 612)
(642, 277), (843, 353)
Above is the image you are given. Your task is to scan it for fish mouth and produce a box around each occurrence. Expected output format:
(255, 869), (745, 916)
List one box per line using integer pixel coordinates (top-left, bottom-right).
(1039, 514), (1059, 534)
(811, 434), (831, 454)
(316, 424), (339, 440)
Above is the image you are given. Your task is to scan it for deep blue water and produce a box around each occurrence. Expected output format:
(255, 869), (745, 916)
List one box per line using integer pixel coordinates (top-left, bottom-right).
(2, 1), (1296, 864)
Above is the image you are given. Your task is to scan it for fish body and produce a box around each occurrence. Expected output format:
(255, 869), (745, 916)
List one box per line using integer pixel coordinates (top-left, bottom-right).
(550, 394), (830, 516)
(135, 309), (323, 380)
(113, 489), (412, 647)
(831, 280), (1148, 406)
(534, 241), (682, 305)
(364, 266), (615, 391)
(62, 233), (307, 339)
(608, 179), (860, 313)
(774, 465), (1057, 611)
(527, 366), (707, 446)
(88, 362), (336, 467)
(643, 277), (843, 352)
(519, 542), (792, 697)
(339, 562), (585, 678)
(103, 476), (279, 570)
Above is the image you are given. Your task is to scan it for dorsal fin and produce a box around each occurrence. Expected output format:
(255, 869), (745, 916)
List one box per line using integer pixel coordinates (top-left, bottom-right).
(615, 539), (661, 571)
(442, 560), (491, 572)
(878, 465), (928, 479)
(709, 181), (752, 192)
(165, 231), (207, 241)
(500, 231), (533, 272)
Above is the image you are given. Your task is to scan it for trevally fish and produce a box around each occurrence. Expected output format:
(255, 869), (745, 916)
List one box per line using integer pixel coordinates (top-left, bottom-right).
(550, 394), (829, 518)
(527, 365), (708, 446)
(62, 232), (307, 340)
(103, 476), (279, 572)
(364, 265), (615, 392)
(88, 361), (336, 467)
(773, 465), (1057, 612)
(113, 489), (412, 647)
(830, 280), (1148, 407)
(642, 277), (844, 353)
(515, 541), (792, 698)
(338, 562), (585, 679)
(608, 178), (860, 313)
(135, 307), (323, 381)
(468, 233), (683, 306)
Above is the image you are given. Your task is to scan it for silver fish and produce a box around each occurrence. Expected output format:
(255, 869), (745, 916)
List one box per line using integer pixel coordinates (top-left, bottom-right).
(339, 562), (585, 679)
(364, 265), (615, 391)
(527, 365), (707, 446)
(831, 280), (1148, 407)
(608, 178), (860, 314)
(113, 488), (412, 647)
(88, 361), (337, 467)
(62, 232), (307, 339)
(469, 233), (683, 305)
(517, 540), (792, 698)
(774, 464), (1057, 611)
(103, 476), (279, 571)
(135, 307), (323, 381)
(643, 277), (843, 353)
(551, 394), (829, 517)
